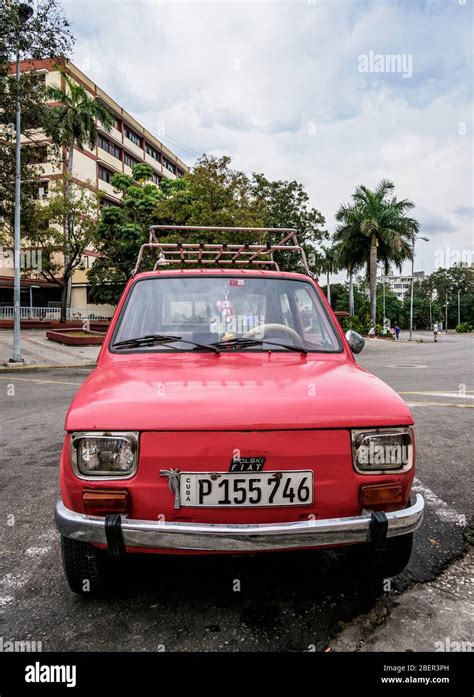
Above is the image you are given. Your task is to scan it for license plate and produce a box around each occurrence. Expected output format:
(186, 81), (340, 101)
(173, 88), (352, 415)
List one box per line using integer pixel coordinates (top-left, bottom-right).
(179, 471), (313, 507)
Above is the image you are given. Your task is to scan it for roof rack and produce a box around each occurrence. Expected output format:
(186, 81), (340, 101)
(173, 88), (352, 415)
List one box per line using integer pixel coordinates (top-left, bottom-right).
(132, 226), (311, 276)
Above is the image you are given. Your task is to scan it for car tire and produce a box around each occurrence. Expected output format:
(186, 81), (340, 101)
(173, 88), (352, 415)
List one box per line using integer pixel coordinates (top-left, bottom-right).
(352, 532), (414, 579)
(61, 535), (109, 597)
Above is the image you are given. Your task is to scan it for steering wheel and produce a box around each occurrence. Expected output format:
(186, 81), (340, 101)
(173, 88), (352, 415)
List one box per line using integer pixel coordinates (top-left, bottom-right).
(243, 323), (303, 344)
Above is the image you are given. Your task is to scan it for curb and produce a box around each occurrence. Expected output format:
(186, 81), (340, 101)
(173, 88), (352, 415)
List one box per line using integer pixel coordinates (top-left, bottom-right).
(0, 363), (96, 372)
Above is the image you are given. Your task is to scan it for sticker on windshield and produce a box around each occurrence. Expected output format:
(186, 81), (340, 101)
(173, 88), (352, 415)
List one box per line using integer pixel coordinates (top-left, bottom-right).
(228, 279), (245, 286)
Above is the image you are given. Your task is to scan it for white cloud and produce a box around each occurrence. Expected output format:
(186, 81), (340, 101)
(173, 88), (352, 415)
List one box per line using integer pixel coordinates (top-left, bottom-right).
(64, 0), (473, 277)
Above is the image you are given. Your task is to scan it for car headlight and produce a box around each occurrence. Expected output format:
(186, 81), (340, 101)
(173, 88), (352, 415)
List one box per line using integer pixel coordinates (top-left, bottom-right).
(351, 427), (413, 473)
(71, 432), (138, 478)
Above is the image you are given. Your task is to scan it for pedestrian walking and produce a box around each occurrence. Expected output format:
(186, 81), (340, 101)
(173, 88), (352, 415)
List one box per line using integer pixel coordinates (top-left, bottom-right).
(433, 322), (439, 342)
(395, 324), (401, 341)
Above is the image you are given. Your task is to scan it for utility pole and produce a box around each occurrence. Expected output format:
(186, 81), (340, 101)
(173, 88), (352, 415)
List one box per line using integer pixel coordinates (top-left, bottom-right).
(409, 234), (429, 341)
(9, 3), (34, 364)
(409, 236), (415, 341)
(458, 289), (461, 326)
(382, 276), (386, 325)
(445, 292), (448, 334)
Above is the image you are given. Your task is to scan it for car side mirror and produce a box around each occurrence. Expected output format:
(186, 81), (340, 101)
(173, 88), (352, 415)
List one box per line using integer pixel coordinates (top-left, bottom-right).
(345, 329), (365, 354)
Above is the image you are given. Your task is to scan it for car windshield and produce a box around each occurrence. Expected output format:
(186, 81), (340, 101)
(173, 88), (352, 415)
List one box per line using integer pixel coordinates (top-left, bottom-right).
(112, 276), (342, 352)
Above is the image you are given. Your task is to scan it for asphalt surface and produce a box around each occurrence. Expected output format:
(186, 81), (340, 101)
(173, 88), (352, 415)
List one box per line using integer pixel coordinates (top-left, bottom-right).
(0, 332), (472, 652)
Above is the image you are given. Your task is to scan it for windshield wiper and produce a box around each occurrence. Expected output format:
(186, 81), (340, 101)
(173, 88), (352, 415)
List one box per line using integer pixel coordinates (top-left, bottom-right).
(211, 337), (307, 354)
(113, 334), (220, 353)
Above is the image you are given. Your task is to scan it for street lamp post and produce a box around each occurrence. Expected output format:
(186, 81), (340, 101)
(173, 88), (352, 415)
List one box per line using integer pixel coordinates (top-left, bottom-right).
(409, 238), (414, 341)
(382, 276), (386, 325)
(9, 3), (34, 364)
(409, 234), (429, 341)
(445, 292), (448, 334)
(458, 289), (461, 326)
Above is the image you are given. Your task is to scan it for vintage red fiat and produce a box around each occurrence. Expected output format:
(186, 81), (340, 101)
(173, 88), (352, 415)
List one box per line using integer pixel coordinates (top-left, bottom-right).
(55, 226), (424, 595)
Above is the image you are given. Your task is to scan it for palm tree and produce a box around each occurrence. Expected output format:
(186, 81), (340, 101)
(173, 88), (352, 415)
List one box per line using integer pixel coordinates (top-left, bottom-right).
(333, 205), (367, 315)
(336, 180), (415, 323)
(46, 70), (114, 179)
(318, 246), (339, 306)
(44, 70), (114, 320)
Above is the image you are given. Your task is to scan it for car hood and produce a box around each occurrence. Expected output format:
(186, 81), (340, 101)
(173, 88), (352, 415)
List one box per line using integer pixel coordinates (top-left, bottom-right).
(65, 352), (413, 432)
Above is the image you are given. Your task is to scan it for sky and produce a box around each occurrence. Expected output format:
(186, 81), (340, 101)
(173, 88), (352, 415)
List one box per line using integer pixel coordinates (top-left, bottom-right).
(63, 0), (473, 280)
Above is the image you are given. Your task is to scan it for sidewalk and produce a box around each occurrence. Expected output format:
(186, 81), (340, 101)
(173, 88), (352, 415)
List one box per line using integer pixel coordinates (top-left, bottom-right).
(331, 546), (473, 652)
(0, 329), (100, 368)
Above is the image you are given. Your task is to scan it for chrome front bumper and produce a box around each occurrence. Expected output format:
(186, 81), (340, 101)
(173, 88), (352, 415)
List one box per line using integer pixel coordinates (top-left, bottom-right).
(55, 495), (424, 553)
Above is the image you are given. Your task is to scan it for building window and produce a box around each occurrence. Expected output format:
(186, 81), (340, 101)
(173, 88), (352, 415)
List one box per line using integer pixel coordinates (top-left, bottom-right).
(163, 157), (175, 174)
(100, 197), (120, 208)
(23, 145), (48, 164)
(32, 180), (49, 199)
(124, 152), (138, 169)
(29, 72), (46, 87)
(145, 143), (160, 161)
(98, 134), (121, 160)
(150, 173), (161, 186)
(124, 126), (141, 147)
(176, 168), (184, 177)
(98, 165), (114, 184)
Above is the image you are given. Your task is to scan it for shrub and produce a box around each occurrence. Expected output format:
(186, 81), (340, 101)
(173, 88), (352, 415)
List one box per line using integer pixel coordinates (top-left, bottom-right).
(341, 316), (365, 335)
(455, 322), (472, 333)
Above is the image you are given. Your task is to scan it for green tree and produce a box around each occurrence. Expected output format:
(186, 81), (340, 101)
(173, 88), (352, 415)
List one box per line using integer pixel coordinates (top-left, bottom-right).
(333, 209), (366, 318)
(153, 155), (264, 228)
(0, 0), (73, 245)
(24, 177), (98, 302)
(317, 246), (339, 306)
(428, 264), (474, 329)
(154, 156), (327, 269)
(42, 68), (113, 319)
(376, 284), (403, 326)
(154, 154), (327, 272)
(335, 180), (416, 323)
(87, 163), (162, 305)
(90, 155), (328, 302)
(45, 70), (114, 178)
(251, 172), (327, 272)
(332, 212), (367, 315)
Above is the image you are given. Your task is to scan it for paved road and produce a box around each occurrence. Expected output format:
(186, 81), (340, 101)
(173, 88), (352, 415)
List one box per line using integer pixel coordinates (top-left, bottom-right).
(0, 335), (472, 651)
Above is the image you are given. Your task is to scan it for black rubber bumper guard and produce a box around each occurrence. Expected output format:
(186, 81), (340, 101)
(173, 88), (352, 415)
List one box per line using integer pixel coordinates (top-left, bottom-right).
(105, 513), (126, 559)
(368, 511), (389, 552)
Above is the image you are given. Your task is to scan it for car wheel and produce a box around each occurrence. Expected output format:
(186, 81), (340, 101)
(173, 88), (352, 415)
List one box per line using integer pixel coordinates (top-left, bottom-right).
(61, 535), (109, 597)
(352, 532), (414, 579)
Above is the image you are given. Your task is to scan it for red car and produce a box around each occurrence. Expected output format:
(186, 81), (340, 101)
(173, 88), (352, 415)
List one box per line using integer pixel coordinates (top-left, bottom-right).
(55, 227), (424, 595)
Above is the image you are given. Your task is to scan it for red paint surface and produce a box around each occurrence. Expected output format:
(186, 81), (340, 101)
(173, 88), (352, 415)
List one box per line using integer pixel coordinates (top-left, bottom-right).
(59, 269), (416, 554)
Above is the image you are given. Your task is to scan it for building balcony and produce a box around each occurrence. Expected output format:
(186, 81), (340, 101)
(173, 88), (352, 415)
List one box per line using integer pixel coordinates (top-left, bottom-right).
(145, 153), (163, 172)
(98, 179), (121, 199)
(97, 147), (122, 171)
(123, 138), (143, 159)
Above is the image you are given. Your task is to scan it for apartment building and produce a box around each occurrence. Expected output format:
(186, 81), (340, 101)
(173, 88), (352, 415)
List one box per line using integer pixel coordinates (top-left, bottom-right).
(1, 58), (189, 320)
(380, 271), (425, 301)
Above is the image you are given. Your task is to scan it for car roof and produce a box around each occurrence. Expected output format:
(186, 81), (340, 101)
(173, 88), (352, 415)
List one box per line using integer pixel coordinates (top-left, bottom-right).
(132, 268), (318, 283)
